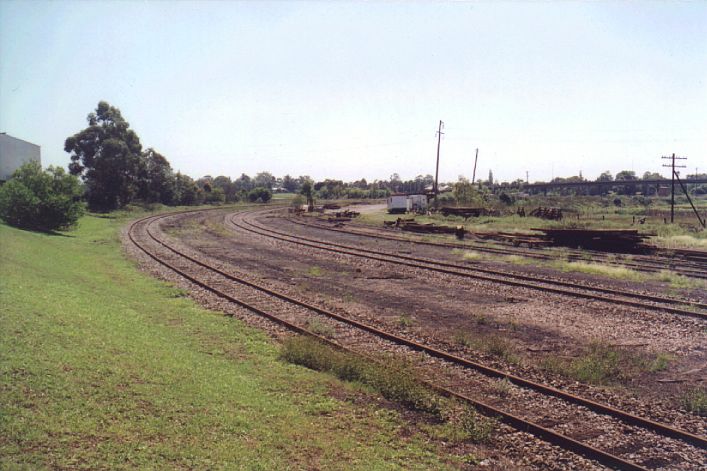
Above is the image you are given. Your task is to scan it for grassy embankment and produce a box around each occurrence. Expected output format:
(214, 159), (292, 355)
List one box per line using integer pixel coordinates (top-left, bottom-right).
(0, 207), (460, 470)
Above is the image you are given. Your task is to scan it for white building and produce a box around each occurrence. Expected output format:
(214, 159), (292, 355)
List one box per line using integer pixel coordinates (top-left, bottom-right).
(407, 194), (428, 212)
(387, 194), (408, 213)
(387, 193), (428, 214)
(0, 133), (41, 182)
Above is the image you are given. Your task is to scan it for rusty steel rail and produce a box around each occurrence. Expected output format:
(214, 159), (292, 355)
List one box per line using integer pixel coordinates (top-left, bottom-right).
(287, 215), (707, 279)
(233, 211), (707, 320)
(287, 215), (707, 300)
(126, 211), (661, 470)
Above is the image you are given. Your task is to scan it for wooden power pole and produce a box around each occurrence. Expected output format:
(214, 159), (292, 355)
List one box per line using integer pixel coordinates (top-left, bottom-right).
(433, 120), (444, 199)
(471, 148), (479, 184)
(662, 153), (687, 223)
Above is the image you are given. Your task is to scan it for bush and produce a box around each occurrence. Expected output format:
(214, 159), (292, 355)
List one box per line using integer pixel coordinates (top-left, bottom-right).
(0, 162), (84, 231)
(204, 186), (225, 204)
(247, 187), (272, 203)
(499, 192), (515, 205)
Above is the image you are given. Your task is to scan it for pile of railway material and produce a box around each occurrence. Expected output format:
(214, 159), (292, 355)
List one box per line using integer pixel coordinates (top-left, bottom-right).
(532, 228), (654, 253)
(332, 210), (359, 218)
(382, 218), (466, 238)
(439, 206), (500, 218)
(318, 210), (361, 224)
(529, 206), (564, 220)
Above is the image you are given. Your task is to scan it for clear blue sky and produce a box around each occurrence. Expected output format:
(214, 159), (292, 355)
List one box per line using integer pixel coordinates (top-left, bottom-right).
(1, 1), (705, 183)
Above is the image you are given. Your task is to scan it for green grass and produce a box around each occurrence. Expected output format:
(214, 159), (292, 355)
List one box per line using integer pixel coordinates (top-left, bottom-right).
(281, 336), (442, 416)
(280, 337), (496, 443)
(307, 266), (324, 277)
(306, 318), (337, 338)
(682, 388), (707, 416)
(397, 314), (414, 328)
(453, 330), (520, 365)
(0, 212), (456, 470)
(540, 341), (667, 385)
(550, 260), (647, 282)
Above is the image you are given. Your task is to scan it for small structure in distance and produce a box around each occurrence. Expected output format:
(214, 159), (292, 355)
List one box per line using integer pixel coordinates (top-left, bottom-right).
(387, 193), (429, 214)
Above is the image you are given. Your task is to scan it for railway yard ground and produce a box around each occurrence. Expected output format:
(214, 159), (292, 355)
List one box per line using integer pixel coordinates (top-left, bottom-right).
(2, 199), (706, 470)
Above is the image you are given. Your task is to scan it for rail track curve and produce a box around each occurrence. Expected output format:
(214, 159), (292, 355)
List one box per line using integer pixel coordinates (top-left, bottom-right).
(126, 208), (707, 470)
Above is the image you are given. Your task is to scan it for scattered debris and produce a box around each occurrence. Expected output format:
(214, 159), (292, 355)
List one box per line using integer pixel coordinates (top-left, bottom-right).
(529, 207), (563, 220)
(388, 219), (466, 238)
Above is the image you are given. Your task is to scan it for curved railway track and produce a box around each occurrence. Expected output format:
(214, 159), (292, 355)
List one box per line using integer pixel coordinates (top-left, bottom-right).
(288, 215), (707, 279)
(230, 210), (707, 321)
(127, 209), (706, 470)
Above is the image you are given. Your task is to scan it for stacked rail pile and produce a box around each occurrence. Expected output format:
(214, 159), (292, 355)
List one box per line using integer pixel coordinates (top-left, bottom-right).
(531, 228), (654, 253)
(439, 207), (500, 218)
(383, 219), (465, 237)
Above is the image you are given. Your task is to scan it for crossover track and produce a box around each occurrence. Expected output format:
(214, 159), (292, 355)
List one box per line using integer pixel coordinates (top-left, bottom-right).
(230, 210), (707, 320)
(127, 209), (706, 470)
(287, 216), (707, 280)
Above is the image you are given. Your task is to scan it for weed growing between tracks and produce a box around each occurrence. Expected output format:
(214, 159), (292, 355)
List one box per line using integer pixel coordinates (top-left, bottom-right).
(540, 341), (672, 386)
(681, 388), (707, 416)
(454, 243), (706, 290)
(281, 336), (496, 443)
(454, 331), (520, 365)
(0, 212), (458, 470)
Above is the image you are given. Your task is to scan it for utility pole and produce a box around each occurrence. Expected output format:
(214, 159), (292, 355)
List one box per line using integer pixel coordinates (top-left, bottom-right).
(526, 170), (529, 185)
(471, 148), (479, 184)
(433, 120), (444, 199)
(662, 153), (687, 223)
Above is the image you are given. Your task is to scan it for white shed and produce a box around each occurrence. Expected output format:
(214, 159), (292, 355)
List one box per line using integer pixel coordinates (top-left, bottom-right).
(407, 194), (428, 212)
(387, 194), (408, 213)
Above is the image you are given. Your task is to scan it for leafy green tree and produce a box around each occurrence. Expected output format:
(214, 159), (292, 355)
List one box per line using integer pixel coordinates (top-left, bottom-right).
(0, 161), (84, 231)
(212, 176), (238, 202)
(234, 173), (253, 192)
(596, 171), (613, 182)
(173, 172), (201, 205)
(247, 187), (272, 203)
(65, 101), (144, 210)
(254, 171), (275, 189)
(615, 170), (638, 195)
(139, 148), (175, 204)
(453, 177), (485, 205)
(300, 181), (314, 209)
(642, 171), (663, 180)
(282, 174), (298, 192)
(204, 186), (226, 204)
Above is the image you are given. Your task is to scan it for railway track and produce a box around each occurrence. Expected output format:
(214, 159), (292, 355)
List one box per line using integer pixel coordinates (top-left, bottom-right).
(288, 215), (707, 280)
(229, 210), (707, 321)
(129, 209), (707, 470)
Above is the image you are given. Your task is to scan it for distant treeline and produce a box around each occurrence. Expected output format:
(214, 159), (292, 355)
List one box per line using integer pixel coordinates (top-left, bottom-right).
(492, 170), (707, 196)
(63, 102), (706, 212)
